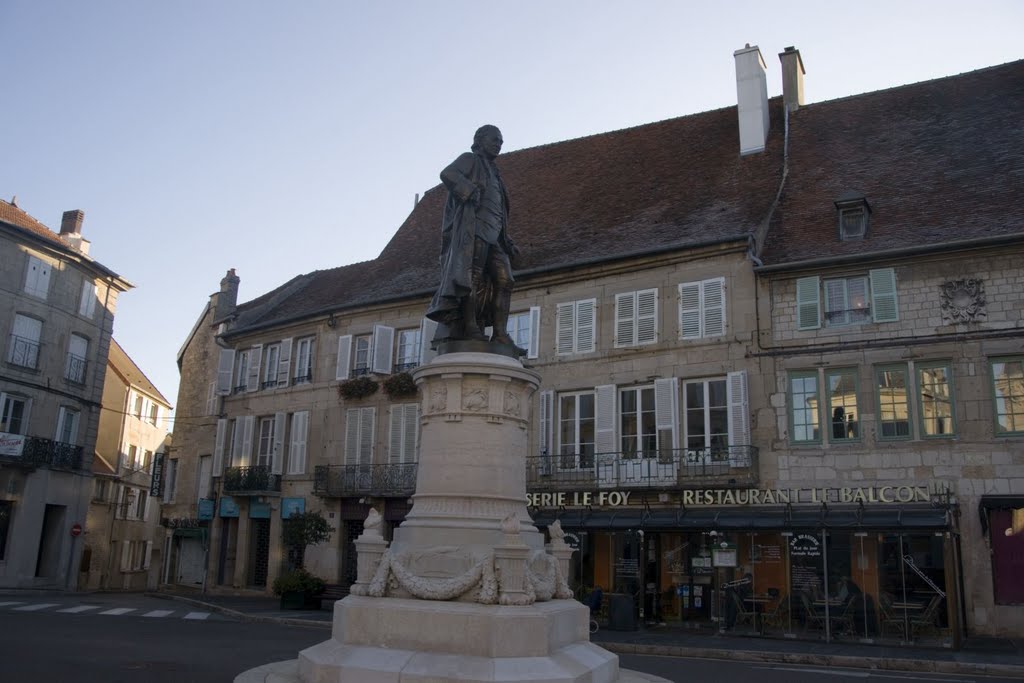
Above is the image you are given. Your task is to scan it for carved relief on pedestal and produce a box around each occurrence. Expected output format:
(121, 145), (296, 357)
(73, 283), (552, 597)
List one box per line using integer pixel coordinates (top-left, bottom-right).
(940, 278), (986, 324)
(429, 384), (448, 413)
(504, 390), (521, 417)
(462, 386), (489, 412)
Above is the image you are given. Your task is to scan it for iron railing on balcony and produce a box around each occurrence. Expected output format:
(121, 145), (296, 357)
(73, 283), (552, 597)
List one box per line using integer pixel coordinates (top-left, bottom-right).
(221, 465), (281, 494)
(64, 353), (88, 384)
(7, 335), (41, 369)
(0, 435), (83, 470)
(314, 463), (418, 497)
(526, 446), (758, 491)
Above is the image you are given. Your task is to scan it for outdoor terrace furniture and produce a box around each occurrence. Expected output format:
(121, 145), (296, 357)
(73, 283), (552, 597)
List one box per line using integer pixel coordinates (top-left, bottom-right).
(760, 594), (790, 631)
(730, 590), (759, 629)
(878, 592), (908, 639)
(799, 592), (828, 631)
(910, 595), (945, 637)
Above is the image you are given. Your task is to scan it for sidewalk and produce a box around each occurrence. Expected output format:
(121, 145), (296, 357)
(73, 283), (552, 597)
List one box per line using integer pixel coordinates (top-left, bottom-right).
(150, 589), (1024, 679)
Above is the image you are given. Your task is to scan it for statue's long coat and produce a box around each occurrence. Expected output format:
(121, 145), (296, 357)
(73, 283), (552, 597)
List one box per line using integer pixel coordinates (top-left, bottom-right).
(425, 151), (513, 328)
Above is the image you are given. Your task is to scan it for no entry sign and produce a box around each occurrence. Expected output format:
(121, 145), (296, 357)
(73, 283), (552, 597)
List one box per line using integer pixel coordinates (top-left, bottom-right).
(70, 523), (82, 537)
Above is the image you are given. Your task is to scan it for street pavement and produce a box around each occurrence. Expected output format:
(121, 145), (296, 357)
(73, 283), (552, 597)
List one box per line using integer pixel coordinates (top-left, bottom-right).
(149, 589), (1024, 680)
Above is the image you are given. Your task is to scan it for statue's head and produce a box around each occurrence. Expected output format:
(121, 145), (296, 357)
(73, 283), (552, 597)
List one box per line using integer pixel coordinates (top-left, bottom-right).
(472, 125), (503, 159)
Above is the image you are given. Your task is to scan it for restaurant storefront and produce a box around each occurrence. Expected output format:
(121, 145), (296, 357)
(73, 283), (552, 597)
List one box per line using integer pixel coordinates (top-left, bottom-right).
(532, 484), (962, 647)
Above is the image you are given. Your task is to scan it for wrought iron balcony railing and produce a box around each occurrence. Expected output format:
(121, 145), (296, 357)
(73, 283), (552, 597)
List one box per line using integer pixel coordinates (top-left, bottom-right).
(221, 465), (282, 494)
(0, 435), (83, 470)
(292, 371), (313, 385)
(64, 353), (88, 384)
(392, 361), (419, 373)
(314, 463), (418, 498)
(7, 335), (41, 369)
(526, 446), (758, 492)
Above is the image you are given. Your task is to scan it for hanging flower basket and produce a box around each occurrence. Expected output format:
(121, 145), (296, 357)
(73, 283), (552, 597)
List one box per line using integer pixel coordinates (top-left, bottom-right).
(338, 375), (379, 400)
(383, 372), (418, 398)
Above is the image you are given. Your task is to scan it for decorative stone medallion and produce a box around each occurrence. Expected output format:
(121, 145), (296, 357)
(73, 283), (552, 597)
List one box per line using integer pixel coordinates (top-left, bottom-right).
(940, 278), (986, 324)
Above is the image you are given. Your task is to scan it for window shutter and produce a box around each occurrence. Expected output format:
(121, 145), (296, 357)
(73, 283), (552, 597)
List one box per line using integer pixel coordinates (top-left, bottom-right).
(702, 279), (725, 337)
(654, 377), (679, 451)
(527, 306), (541, 359)
(26, 255), (51, 299)
(556, 303), (575, 354)
(216, 349), (235, 396)
(143, 541), (153, 570)
(796, 276), (821, 330)
(727, 370), (751, 465)
(239, 415), (255, 467)
(359, 407), (375, 464)
(344, 408), (359, 465)
(213, 418), (227, 475)
(372, 325), (394, 374)
(576, 299), (596, 353)
(120, 541), (130, 572)
(389, 405), (404, 464)
(406, 405), (419, 462)
(595, 384), (617, 455)
(870, 268), (899, 323)
(144, 492), (152, 521)
(277, 338), (293, 387)
(637, 288), (658, 344)
(336, 335), (352, 380)
(419, 318), (438, 365)
(288, 411), (309, 474)
(614, 292), (636, 347)
(678, 283), (701, 339)
(246, 345), (263, 392)
(79, 281), (97, 317)
(271, 412), (286, 474)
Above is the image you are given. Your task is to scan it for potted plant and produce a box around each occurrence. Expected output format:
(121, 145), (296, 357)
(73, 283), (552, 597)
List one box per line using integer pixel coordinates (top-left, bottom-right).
(274, 510), (333, 609)
(338, 375), (379, 400)
(382, 371), (418, 398)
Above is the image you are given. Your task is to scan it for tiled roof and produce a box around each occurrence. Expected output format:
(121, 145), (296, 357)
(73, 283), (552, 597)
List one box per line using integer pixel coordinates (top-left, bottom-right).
(234, 101), (786, 331)
(760, 59), (1024, 266)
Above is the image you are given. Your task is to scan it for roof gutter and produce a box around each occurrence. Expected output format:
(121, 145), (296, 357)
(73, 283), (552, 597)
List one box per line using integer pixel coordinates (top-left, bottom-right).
(755, 232), (1024, 274)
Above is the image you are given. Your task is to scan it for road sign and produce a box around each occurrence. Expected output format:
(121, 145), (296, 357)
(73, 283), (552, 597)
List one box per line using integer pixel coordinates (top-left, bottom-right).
(70, 523), (82, 537)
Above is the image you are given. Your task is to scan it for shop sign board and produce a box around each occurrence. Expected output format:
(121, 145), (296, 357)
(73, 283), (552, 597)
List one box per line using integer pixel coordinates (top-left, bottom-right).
(219, 496), (240, 518)
(281, 497), (305, 519)
(0, 433), (26, 457)
(250, 502), (271, 519)
(197, 498), (215, 520)
(789, 533), (822, 557)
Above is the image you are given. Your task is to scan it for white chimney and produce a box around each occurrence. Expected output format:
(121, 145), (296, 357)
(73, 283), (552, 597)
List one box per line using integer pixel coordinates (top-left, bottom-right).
(734, 44), (770, 155)
(779, 46), (805, 112)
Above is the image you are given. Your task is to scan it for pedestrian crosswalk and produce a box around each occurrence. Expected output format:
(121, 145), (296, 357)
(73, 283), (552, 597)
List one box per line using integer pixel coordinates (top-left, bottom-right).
(0, 600), (213, 620)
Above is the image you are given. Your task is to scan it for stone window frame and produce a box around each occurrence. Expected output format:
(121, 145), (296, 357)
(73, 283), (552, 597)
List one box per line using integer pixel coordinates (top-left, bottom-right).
(873, 364), (914, 441)
(788, 370), (822, 445)
(916, 361), (957, 439)
(990, 356), (1024, 436)
(825, 368), (861, 443)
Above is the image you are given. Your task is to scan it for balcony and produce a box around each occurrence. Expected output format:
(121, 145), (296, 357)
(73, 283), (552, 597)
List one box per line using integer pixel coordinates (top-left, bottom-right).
(526, 446), (759, 492)
(7, 335), (41, 370)
(314, 463), (417, 498)
(221, 465), (281, 495)
(0, 435), (83, 470)
(64, 353), (88, 384)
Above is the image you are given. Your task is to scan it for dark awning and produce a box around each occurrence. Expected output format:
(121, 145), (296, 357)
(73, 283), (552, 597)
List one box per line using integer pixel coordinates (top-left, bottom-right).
(532, 505), (949, 532)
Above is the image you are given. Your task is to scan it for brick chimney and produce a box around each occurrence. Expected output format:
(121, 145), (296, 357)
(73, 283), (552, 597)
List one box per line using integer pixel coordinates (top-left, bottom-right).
(59, 209), (91, 255)
(213, 268), (240, 322)
(779, 46), (805, 112)
(734, 44), (770, 155)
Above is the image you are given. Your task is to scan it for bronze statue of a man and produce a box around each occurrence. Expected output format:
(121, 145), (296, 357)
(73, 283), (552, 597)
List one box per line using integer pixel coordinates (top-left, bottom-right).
(426, 125), (520, 348)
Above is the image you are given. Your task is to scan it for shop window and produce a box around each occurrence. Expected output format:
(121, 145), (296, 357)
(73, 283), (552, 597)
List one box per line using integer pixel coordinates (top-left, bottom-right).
(825, 369), (859, 441)
(991, 358), (1024, 435)
(917, 363), (955, 438)
(789, 372), (820, 444)
(558, 392), (595, 469)
(876, 365), (912, 440)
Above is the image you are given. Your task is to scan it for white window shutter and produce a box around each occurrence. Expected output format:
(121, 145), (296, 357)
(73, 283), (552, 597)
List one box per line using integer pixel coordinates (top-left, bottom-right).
(344, 408), (359, 464)
(271, 412), (286, 474)
(143, 541), (153, 570)
(120, 541), (130, 572)
(359, 407), (376, 464)
(389, 406), (404, 464)
(144, 493), (152, 521)
(614, 292), (636, 347)
(216, 349), (235, 396)
(239, 415), (255, 467)
(637, 288), (658, 344)
(336, 335), (352, 380)
(527, 306), (541, 359)
(576, 299), (596, 353)
(870, 268), (899, 323)
(556, 303), (575, 354)
(212, 418), (227, 475)
(678, 282), (702, 339)
(796, 276), (821, 330)
(406, 405), (419, 462)
(277, 338), (293, 387)
(79, 281), (97, 317)
(372, 325), (395, 374)
(247, 345), (263, 392)
(419, 318), (438, 365)
(702, 279), (725, 337)
(727, 370), (751, 465)
(288, 411), (309, 474)
(595, 384), (617, 455)
(654, 377), (679, 451)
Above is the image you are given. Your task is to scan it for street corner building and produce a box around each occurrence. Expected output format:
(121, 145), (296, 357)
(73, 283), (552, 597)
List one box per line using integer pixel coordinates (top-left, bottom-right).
(0, 201), (133, 589)
(162, 46), (1024, 646)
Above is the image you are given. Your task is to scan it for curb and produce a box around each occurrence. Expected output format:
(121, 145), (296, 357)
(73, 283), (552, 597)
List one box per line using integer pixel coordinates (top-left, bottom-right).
(147, 592), (331, 630)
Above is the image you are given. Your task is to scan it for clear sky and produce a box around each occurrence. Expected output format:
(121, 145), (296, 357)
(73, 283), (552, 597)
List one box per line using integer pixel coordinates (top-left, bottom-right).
(2, 1), (1022, 429)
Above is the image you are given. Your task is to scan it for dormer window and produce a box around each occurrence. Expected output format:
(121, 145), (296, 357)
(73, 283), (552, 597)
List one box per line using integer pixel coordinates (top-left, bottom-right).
(834, 192), (871, 241)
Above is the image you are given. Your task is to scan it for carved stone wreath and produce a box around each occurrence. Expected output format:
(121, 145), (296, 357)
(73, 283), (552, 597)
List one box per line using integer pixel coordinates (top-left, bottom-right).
(940, 278), (986, 324)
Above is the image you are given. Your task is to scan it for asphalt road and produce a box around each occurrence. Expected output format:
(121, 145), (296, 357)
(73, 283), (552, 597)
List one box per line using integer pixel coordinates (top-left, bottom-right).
(0, 596), (1019, 683)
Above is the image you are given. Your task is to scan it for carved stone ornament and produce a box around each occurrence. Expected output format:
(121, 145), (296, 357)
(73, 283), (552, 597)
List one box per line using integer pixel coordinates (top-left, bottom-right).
(462, 388), (489, 412)
(940, 278), (986, 324)
(429, 385), (447, 412)
(504, 390), (521, 417)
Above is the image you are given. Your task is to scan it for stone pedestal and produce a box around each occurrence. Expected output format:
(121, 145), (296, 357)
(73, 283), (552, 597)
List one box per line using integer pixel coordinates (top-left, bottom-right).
(236, 352), (665, 682)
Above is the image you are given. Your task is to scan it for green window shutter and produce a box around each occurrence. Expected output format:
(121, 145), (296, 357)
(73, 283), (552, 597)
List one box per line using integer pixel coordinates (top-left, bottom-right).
(796, 276), (821, 330)
(870, 268), (899, 322)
